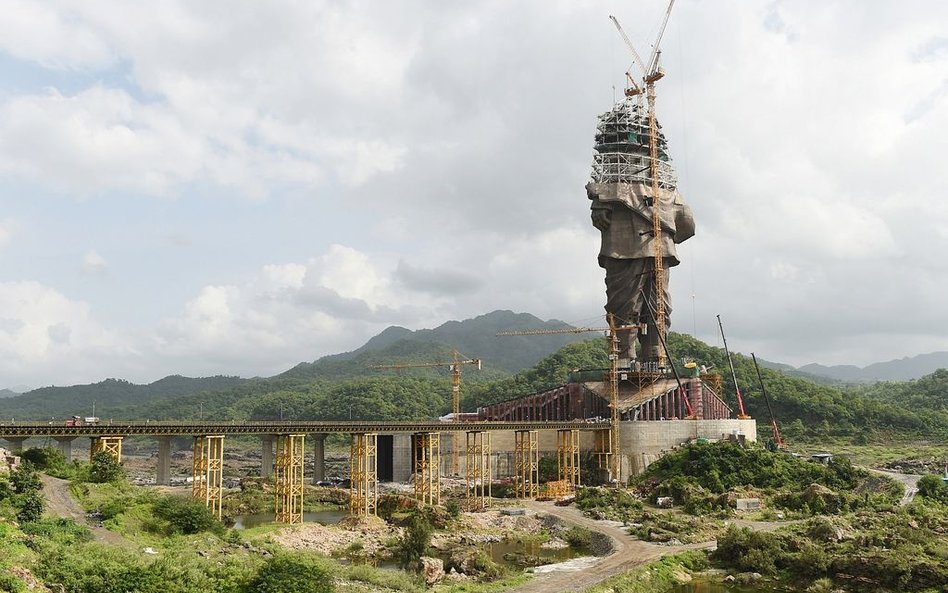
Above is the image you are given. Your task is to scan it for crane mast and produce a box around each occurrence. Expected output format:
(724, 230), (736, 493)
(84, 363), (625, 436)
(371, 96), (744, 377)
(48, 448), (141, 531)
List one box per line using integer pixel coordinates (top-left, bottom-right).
(369, 350), (481, 475)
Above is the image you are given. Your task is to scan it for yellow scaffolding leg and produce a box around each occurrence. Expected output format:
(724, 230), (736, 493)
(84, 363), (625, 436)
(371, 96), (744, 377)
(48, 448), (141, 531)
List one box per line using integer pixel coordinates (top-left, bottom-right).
(275, 434), (305, 524)
(349, 433), (378, 517)
(594, 428), (612, 483)
(90, 436), (123, 463)
(465, 431), (491, 510)
(514, 430), (538, 499)
(192, 435), (224, 519)
(413, 432), (441, 506)
(556, 429), (581, 490)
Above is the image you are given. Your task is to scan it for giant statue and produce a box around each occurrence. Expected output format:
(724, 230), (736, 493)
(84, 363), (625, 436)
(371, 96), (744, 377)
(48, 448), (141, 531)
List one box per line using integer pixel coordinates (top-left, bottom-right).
(587, 99), (694, 368)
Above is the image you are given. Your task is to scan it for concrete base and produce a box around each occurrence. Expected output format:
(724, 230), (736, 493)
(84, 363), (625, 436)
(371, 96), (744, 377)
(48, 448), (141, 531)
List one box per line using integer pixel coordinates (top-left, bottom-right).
(620, 418), (757, 477)
(4, 437), (26, 451)
(392, 434), (411, 482)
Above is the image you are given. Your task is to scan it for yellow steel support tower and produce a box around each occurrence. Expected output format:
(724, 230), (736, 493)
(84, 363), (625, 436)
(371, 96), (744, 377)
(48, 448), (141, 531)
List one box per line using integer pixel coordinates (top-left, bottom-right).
(514, 430), (539, 499)
(412, 432), (441, 506)
(349, 433), (378, 517)
(556, 429), (581, 489)
(192, 435), (224, 519)
(608, 315), (622, 483)
(274, 434), (305, 524)
(90, 436), (123, 463)
(465, 431), (492, 510)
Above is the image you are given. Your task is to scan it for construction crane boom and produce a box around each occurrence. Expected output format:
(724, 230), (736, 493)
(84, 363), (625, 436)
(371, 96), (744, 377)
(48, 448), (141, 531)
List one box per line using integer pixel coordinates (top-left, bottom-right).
(610, 0), (676, 368)
(751, 353), (785, 449)
(369, 350), (480, 475)
(495, 327), (608, 337)
(716, 315), (751, 420)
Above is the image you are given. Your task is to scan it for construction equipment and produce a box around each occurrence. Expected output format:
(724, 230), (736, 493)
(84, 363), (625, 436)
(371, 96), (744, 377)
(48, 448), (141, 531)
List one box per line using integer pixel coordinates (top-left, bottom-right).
(751, 353), (786, 450)
(497, 319), (641, 484)
(716, 315), (751, 419)
(642, 292), (695, 418)
(609, 1), (676, 369)
(370, 350), (481, 475)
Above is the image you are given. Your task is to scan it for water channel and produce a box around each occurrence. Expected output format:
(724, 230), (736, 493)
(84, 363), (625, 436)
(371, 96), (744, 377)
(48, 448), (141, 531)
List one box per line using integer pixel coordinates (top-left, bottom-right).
(232, 509), (347, 530)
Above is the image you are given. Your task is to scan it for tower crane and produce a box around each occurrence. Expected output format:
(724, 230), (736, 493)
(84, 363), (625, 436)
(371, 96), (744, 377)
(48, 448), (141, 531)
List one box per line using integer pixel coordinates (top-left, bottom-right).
(609, 0), (676, 369)
(369, 350), (481, 475)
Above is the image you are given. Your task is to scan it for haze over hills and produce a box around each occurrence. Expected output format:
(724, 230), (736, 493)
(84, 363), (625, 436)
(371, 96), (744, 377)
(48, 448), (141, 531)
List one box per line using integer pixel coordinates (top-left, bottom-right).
(796, 351), (948, 383)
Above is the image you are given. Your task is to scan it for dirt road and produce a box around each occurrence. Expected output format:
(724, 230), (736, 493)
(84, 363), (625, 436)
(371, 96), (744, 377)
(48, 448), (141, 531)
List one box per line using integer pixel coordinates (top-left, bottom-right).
(510, 501), (714, 593)
(869, 469), (923, 506)
(40, 475), (127, 546)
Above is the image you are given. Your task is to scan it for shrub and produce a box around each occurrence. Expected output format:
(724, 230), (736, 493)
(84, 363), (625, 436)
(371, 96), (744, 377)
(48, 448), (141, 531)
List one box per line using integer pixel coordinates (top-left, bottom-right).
(11, 463), (42, 495)
(152, 496), (224, 535)
(445, 499), (461, 519)
(249, 554), (335, 593)
(394, 511), (433, 570)
(20, 447), (66, 472)
(15, 491), (46, 523)
(88, 452), (124, 484)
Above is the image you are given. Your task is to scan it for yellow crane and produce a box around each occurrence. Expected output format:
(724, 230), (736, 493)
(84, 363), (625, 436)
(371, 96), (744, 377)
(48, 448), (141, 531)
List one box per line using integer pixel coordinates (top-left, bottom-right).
(610, 0), (676, 368)
(369, 350), (482, 475)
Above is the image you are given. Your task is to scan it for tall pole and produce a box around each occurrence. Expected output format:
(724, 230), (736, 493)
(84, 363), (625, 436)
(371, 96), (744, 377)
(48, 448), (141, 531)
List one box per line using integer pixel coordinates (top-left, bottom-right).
(716, 314), (749, 419)
(451, 350), (461, 475)
(608, 314), (621, 483)
(648, 80), (667, 370)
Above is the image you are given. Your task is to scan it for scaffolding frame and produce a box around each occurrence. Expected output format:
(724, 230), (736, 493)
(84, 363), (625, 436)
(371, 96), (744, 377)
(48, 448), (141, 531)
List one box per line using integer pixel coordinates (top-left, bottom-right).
(591, 98), (677, 189)
(593, 428), (612, 482)
(90, 436), (123, 463)
(465, 431), (492, 510)
(192, 435), (224, 519)
(274, 434), (305, 524)
(413, 432), (441, 506)
(349, 433), (378, 517)
(556, 429), (581, 489)
(514, 430), (539, 499)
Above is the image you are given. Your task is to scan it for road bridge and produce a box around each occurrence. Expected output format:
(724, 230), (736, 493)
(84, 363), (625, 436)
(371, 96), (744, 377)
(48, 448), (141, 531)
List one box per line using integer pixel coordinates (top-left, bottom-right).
(1, 419), (609, 522)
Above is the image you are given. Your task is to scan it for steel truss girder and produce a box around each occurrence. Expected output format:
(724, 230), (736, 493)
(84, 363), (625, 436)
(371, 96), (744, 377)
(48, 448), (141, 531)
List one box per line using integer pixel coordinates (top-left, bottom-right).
(192, 435), (224, 519)
(556, 429), (581, 489)
(466, 431), (492, 510)
(349, 433), (378, 517)
(275, 434), (305, 524)
(413, 432), (441, 506)
(514, 430), (539, 499)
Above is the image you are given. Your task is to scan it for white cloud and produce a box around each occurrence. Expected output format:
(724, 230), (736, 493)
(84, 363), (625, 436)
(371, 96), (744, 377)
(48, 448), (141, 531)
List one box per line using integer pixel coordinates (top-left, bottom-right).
(0, 0), (114, 68)
(81, 250), (108, 275)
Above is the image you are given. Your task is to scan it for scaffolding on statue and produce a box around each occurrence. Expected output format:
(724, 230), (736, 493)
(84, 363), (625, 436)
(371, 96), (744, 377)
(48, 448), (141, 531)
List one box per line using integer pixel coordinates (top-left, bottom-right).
(349, 433), (378, 517)
(556, 429), (581, 490)
(413, 432), (441, 506)
(514, 430), (539, 499)
(274, 434), (305, 524)
(466, 431), (492, 510)
(90, 436), (123, 463)
(192, 435), (224, 519)
(590, 98), (677, 189)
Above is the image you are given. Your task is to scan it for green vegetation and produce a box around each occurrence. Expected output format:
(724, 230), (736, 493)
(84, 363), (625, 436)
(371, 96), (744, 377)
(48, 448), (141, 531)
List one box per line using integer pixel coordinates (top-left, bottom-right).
(584, 551), (708, 593)
(394, 510), (434, 570)
(713, 498), (948, 591)
(87, 451), (125, 483)
(637, 442), (901, 516)
(916, 474), (948, 504)
(248, 554), (334, 593)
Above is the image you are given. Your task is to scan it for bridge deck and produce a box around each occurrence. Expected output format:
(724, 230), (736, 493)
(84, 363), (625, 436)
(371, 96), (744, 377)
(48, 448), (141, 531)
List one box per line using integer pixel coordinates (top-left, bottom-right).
(0, 420), (609, 439)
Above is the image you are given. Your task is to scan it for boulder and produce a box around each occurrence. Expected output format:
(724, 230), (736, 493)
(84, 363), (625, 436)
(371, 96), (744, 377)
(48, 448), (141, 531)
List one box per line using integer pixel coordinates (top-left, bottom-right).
(420, 556), (444, 587)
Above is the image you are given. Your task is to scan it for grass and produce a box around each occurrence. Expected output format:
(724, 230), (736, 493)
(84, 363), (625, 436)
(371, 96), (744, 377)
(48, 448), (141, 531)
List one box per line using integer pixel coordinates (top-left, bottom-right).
(584, 551), (708, 593)
(431, 573), (531, 593)
(791, 440), (948, 468)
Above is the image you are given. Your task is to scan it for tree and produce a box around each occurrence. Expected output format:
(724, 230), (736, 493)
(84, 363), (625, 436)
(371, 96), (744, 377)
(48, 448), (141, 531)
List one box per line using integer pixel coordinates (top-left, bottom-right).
(16, 490), (45, 522)
(917, 475), (948, 503)
(395, 510), (434, 570)
(11, 461), (42, 494)
(88, 451), (124, 483)
(153, 496), (223, 535)
(248, 554), (335, 593)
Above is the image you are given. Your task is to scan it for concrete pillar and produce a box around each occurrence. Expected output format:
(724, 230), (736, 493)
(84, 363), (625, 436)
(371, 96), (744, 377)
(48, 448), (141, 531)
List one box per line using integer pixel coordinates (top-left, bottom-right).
(54, 437), (75, 461)
(4, 437), (26, 451)
(156, 436), (173, 486)
(261, 435), (275, 478)
(312, 434), (326, 484)
(392, 433), (412, 483)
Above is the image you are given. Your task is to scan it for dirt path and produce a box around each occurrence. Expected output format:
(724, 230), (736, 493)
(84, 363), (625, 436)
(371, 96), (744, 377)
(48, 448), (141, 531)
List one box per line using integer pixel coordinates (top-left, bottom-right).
(40, 475), (128, 546)
(869, 469), (922, 506)
(510, 502), (714, 593)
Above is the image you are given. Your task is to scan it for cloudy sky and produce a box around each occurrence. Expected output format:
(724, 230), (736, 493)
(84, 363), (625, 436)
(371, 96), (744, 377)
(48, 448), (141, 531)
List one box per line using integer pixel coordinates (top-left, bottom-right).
(1, 0), (947, 388)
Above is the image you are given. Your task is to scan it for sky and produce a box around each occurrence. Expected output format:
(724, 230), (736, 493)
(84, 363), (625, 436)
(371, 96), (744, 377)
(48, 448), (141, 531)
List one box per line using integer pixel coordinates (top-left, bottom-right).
(1, 0), (947, 389)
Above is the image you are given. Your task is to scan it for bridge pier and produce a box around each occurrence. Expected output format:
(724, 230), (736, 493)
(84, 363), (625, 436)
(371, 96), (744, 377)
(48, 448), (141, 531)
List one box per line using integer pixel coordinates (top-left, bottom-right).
(54, 436), (76, 461)
(261, 435), (275, 478)
(392, 433), (412, 483)
(312, 434), (326, 484)
(4, 437), (27, 452)
(156, 436), (173, 486)
(466, 431), (492, 510)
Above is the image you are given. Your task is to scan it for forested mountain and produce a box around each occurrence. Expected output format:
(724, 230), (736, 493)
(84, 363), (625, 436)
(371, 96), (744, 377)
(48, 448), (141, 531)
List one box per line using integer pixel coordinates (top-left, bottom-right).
(284, 310), (586, 378)
(0, 375), (246, 421)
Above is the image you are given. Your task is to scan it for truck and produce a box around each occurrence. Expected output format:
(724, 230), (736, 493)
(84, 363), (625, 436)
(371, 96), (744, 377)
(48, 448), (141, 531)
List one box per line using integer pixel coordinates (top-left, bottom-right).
(64, 416), (100, 426)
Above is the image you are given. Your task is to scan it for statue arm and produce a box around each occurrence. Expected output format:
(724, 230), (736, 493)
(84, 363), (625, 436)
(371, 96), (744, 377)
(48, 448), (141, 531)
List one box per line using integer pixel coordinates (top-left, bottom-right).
(673, 204), (695, 243)
(590, 197), (612, 231)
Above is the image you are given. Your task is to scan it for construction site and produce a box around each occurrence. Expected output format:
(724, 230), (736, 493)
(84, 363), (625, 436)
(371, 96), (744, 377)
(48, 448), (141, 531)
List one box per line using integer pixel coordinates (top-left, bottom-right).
(0, 2), (759, 527)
